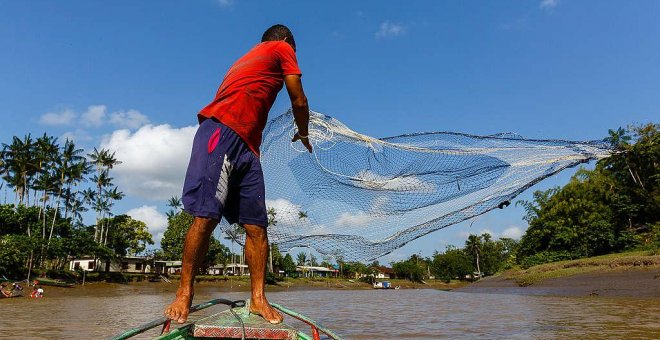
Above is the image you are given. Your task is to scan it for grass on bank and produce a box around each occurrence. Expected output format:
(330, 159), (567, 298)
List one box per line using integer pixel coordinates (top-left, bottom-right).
(498, 250), (660, 287)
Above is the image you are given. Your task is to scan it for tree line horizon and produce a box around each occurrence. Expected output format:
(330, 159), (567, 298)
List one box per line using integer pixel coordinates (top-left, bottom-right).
(1, 123), (657, 281)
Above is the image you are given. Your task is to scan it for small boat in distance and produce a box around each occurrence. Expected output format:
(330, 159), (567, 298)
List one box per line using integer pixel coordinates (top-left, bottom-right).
(110, 298), (342, 340)
(373, 281), (399, 290)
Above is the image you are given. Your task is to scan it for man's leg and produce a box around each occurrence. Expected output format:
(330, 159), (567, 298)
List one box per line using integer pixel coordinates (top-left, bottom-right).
(165, 216), (218, 323)
(244, 223), (283, 324)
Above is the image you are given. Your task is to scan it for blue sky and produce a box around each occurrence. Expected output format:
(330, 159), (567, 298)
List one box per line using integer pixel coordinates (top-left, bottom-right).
(1, 1), (658, 262)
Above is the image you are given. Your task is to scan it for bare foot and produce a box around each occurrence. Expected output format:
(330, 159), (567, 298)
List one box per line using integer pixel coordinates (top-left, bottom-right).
(250, 297), (283, 324)
(164, 292), (193, 324)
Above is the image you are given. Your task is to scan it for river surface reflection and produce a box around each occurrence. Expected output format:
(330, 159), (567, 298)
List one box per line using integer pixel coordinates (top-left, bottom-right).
(1, 283), (658, 339)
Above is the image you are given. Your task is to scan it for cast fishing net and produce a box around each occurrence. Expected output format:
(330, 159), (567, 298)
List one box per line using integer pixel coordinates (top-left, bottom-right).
(218, 110), (612, 262)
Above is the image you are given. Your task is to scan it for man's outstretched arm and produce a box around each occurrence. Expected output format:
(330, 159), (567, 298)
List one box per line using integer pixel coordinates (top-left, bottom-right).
(284, 74), (312, 153)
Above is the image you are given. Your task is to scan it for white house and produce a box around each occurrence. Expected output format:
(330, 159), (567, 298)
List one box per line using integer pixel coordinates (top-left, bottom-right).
(68, 256), (152, 273)
(154, 260), (182, 275)
(69, 256), (98, 271)
(207, 263), (249, 276)
(296, 266), (337, 278)
(373, 266), (394, 279)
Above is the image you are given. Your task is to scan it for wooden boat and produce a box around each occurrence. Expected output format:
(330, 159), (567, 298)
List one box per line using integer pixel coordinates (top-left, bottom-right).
(32, 278), (75, 288)
(110, 298), (342, 340)
(0, 283), (25, 298)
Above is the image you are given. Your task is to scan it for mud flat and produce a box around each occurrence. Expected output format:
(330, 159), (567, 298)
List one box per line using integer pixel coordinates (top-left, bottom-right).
(456, 252), (660, 298)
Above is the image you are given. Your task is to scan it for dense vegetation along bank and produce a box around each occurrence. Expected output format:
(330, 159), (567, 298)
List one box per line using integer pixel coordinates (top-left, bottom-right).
(1, 123), (658, 287)
(496, 250), (660, 287)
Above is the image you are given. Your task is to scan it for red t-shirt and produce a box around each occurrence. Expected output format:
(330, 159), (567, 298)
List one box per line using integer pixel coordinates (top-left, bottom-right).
(198, 41), (302, 156)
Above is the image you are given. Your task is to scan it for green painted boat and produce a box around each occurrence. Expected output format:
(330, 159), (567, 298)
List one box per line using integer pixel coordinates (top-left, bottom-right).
(109, 298), (342, 340)
(32, 278), (75, 288)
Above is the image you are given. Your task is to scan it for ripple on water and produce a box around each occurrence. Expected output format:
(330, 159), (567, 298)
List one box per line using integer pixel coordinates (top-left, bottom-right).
(1, 285), (658, 339)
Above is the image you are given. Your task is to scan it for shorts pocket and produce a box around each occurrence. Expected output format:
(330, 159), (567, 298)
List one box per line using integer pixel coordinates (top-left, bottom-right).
(208, 128), (222, 153)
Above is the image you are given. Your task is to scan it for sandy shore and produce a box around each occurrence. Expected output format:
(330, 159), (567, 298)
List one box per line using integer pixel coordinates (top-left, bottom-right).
(454, 266), (660, 298)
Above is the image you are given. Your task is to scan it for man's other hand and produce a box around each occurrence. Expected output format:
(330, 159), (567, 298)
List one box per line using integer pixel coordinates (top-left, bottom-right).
(292, 132), (313, 153)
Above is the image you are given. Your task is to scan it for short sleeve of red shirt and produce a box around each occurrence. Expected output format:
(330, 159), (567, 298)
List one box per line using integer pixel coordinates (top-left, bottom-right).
(274, 42), (302, 76)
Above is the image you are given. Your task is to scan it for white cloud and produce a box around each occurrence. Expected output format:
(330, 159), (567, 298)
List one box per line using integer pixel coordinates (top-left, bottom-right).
(44, 104), (149, 130)
(457, 228), (495, 239)
(335, 211), (379, 227)
(501, 226), (523, 239)
(39, 109), (76, 126)
(217, 0), (233, 7)
(82, 105), (108, 127)
(457, 226), (524, 240)
(60, 129), (93, 143)
(376, 21), (405, 38)
(265, 198), (302, 223)
(126, 205), (168, 243)
(352, 170), (435, 193)
(540, 0), (559, 10)
(109, 109), (150, 129)
(100, 124), (197, 200)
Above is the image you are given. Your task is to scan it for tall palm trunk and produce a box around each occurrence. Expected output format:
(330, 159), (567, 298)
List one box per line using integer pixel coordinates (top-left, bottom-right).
(46, 176), (64, 254)
(103, 218), (110, 245)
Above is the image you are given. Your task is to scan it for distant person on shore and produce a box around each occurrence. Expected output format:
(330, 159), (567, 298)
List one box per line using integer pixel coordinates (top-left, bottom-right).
(0, 283), (9, 297)
(164, 24), (311, 324)
(30, 286), (44, 298)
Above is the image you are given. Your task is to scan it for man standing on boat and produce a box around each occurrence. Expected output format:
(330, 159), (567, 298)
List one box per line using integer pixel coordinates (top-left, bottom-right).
(165, 24), (311, 324)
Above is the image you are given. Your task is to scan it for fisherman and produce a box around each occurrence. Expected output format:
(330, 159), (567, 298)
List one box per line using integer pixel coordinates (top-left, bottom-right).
(165, 24), (311, 324)
(0, 282), (9, 297)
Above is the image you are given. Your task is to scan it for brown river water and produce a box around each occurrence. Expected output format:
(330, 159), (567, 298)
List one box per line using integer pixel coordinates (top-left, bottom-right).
(1, 282), (659, 339)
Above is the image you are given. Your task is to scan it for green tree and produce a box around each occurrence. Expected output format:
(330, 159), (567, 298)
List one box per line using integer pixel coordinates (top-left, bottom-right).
(431, 246), (472, 281)
(1, 135), (37, 206)
(166, 196), (182, 219)
(87, 147), (122, 243)
(391, 256), (425, 282)
(0, 234), (38, 276)
(205, 237), (231, 273)
(296, 252), (307, 266)
(104, 214), (154, 257)
(161, 211), (194, 260)
(465, 234), (483, 277)
(516, 123), (659, 266)
(281, 253), (297, 276)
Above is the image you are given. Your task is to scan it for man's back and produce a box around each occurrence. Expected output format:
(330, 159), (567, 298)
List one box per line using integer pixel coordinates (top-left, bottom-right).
(199, 41), (301, 155)
(165, 24), (310, 325)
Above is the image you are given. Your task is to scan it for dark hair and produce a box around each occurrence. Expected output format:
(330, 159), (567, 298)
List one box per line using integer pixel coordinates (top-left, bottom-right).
(261, 24), (296, 50)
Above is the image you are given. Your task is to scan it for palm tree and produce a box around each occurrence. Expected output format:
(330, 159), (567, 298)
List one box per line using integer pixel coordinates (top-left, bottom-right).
(46, 140), (88, 252)
(66, 191), (87, 226)
(34, 133), (58, 211)
(296, 252), (307, 266)
(0, 155), (7, 204)
(87, 148), (121, 243)
(465, 234), (482, 279)
(102, 186), (124, 245)
(166, 196), (182, 219)
(267, 207), (277, 272)
(309, 254), (318, 266)
(1, 135), (37, 207)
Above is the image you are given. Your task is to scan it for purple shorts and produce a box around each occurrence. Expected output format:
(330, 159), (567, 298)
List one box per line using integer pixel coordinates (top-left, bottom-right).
(182, 118), (267, 227)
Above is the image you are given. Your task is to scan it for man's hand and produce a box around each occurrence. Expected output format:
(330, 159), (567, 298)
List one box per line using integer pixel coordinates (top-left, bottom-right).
(284, 74), (312, 153)
(291, 132), (313, 153)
